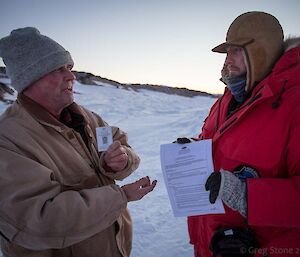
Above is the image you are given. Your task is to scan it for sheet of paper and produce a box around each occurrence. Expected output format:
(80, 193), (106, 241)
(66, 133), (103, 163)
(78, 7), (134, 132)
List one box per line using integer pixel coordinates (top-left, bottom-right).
(160, 139), (225, 217)
(96, 126), (113, 152)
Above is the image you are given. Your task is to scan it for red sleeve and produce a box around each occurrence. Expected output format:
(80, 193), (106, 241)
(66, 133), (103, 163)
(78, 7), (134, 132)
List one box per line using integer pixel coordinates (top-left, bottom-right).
(248, 102), (300, 228)
(198, 97), (221, 140)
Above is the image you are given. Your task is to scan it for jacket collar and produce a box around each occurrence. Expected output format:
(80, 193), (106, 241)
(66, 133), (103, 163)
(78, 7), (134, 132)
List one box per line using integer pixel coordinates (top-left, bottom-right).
(244, 43), (300, 101)
(17, 94), (86, 131)
(262, 44), (300, 100)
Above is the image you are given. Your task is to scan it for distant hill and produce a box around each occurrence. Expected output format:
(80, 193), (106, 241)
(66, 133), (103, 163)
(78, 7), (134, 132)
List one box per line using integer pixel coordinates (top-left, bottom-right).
(73, 71), (217, 98)
(0, 66), (217, 103)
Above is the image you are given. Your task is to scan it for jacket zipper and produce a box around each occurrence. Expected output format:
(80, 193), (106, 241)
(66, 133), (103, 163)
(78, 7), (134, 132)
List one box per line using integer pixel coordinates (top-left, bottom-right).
(217, 86), (264, 135)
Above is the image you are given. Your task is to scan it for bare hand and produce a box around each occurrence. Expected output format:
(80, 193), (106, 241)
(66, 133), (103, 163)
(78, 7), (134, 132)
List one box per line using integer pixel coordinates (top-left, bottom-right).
(122, 176), (157, 202)
(104, 141), (128, 172)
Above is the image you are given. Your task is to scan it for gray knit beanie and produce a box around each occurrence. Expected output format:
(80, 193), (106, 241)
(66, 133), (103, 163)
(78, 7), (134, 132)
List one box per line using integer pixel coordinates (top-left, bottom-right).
(0, 27), (74, 92)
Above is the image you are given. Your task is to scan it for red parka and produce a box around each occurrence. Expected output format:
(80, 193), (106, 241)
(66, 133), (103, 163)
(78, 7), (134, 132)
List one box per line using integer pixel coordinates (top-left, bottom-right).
(188, 44), (300, 257)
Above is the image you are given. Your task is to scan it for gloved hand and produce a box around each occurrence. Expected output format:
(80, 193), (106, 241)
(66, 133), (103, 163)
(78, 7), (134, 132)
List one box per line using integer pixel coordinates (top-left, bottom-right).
(173, 137), (195, 144)
(210, 227), (259, 257)
(205, 170), (247, 218)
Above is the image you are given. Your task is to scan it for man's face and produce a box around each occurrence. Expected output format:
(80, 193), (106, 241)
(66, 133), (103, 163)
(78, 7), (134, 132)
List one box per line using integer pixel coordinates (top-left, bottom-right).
(224, 46), (247, 77)
(24, 65), (75, 117)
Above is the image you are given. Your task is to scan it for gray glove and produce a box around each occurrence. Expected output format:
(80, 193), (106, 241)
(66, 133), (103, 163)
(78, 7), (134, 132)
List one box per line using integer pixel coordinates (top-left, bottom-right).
(205, 170), (247, 218)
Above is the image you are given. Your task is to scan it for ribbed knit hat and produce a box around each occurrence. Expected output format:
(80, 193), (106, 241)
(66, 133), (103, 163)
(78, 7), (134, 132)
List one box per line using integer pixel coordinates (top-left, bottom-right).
(0, 27), (74, 92)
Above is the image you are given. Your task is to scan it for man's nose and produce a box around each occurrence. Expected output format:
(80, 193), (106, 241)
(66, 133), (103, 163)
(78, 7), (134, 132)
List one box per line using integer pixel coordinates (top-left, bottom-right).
(224, 54), (233, 65)
(65, 69), (76, 81)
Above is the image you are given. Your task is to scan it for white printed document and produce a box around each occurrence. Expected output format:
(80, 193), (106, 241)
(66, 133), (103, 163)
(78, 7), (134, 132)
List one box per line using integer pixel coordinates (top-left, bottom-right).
(160, 139), (225, 217)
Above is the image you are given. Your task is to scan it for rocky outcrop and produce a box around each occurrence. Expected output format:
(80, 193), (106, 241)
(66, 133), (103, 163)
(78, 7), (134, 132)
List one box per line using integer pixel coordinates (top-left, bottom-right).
(72, 71), (216, 98)
(0, 67), (217, 103)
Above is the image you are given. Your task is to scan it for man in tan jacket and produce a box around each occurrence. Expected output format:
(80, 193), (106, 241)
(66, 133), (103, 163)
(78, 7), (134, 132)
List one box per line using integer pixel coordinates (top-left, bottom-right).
(0, 27), (156, 257)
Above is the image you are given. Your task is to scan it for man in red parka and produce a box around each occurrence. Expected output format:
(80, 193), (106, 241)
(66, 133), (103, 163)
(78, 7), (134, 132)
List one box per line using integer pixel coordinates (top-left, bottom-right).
(180, 11), (300, 257)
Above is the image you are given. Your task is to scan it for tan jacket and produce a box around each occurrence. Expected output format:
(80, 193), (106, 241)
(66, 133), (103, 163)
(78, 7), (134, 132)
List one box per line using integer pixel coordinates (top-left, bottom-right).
(0, 94), (140, 257)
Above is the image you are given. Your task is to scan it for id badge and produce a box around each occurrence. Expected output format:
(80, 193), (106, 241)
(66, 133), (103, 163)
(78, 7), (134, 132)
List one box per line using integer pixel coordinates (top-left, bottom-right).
(96, 126), (113, 152)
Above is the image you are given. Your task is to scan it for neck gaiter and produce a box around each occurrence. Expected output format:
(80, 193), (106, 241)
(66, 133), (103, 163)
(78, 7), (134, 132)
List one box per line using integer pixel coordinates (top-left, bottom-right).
(225, 75), (247, 103)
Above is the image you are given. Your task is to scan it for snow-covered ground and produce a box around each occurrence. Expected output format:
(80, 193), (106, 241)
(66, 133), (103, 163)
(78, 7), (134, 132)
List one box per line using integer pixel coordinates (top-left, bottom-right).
(0, 82), (216, 257)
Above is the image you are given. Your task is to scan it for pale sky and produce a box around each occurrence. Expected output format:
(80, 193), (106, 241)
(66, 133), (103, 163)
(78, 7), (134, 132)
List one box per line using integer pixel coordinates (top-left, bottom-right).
(1, 0), (299, 94)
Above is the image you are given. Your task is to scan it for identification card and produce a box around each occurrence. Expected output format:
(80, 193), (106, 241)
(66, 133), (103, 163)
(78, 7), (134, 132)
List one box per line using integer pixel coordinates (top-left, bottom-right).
(96, 126), (113, 152)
